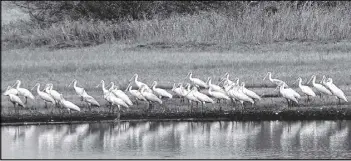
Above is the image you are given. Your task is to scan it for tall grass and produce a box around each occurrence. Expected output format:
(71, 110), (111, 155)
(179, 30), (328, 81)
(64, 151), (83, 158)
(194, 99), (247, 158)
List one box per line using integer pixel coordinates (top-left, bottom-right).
(2, 2), (351, 49)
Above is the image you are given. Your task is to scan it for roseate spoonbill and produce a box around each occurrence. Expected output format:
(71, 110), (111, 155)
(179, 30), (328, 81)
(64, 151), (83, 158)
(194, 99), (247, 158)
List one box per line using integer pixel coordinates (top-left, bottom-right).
(183, 84), (201, 111)
(307, 75), (332, 98)
(31, 83), (56, 112)
(296, 77), (316, 102)
(208, 77), (225, 93)
(129, 74), (152, 92)
(104, 89), (129, 113)
(190, 86), (214, 113)
(241, 82), (262, 101)
(140, 85), (163, 112)
(172, 83), (185, 103)
(263, 72), (288, 87)
(184, 72), (208, 88)
(324, 78), (348, 104)
(81, 89), (100, 111)
(125, 83), (147, 105)
(96, 80), (109, 95)
(3, 86), (18, 96)
(59, 94), (81, 114)
(320, 75), (328, 86)
(278, 83), (299, 107)
(208, 86), (230, 109)
(219, 73), (234, 86)
(151, 81), (173, 99)
(12, 80), (35, 104)
(45, 83), (62, 107)
(68, 79), (87, 101)
(4, 93), (25, 114)
(231, 84), (255, 109)
(109, 82), (133, 106)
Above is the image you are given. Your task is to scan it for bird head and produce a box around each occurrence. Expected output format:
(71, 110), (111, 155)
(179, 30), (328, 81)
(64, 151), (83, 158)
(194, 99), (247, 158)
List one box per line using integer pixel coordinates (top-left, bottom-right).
(263, 72), (271, 81)
(68, 79), (77, 87)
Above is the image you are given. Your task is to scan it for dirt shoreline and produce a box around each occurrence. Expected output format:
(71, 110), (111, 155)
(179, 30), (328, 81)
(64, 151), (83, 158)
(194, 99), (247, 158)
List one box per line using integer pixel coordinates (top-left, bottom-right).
(2, 107), (351, 126)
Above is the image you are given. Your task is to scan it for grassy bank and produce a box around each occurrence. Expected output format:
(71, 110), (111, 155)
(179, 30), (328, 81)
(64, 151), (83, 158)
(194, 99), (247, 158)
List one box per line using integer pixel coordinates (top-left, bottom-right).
(2, 2), (351, 50)
(2, 96), (351, 123)
(2, 41), (351, 122)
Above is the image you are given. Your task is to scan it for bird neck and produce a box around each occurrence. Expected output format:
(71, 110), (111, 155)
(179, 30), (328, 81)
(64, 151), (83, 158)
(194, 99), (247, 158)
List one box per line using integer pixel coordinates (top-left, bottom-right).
(312, 76), (316, 85)
(73, 81), (77, 88)
(268, 73), (273, 81)
(36, 84), (41, 93)
(298, 79), (302, 87)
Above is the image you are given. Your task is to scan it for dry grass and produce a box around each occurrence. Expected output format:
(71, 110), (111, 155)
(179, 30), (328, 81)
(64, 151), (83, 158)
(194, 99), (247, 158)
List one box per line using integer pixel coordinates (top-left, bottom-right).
(2, 2), (351, 49)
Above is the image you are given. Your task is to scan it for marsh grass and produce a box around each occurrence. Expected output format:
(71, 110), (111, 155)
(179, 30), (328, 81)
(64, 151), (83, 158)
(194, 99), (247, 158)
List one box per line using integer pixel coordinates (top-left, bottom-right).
(2, 41), (351, 113)
(2, 2), (351, 49)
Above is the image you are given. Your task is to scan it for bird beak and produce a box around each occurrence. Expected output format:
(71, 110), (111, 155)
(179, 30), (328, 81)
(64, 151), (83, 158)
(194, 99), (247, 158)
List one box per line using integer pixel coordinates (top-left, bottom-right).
(30, 85), (36, 91)
(125, 83), (131, 92)
(306, 76), (314, 84)
(68, 80), (74, 87)
(96, 84), (100, 88)
(11, 81), (17, 88)
(263, 73), (268, 81)
(292, 78), (298, 85)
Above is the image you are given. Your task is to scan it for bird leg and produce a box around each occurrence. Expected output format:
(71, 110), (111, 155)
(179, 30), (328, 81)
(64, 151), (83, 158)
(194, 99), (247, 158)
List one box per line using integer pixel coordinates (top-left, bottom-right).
(25, 97), (28, 104)
(80, 96), (84, 101)
(338, 98), (341, 106)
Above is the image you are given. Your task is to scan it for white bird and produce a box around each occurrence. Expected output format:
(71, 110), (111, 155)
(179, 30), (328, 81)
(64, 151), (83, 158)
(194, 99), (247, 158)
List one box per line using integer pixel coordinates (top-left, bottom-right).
(140, 84), (163, 111)
(320, 75), (328, 86)
(324, 78), (348, 104)
(45, 83), (62, 106)
(185, 71), (208, 88)
(97, 80), (127, 113)
(104, 89), (129, 113)
(68, 79), (87, 101)
(220, 73), (234, 87)
(125, 83), (147, 105)
(4, 93), (25, 114)
(277, 83), (299, 107)
(307, 75), (333, 98)
(231, 84), (255, 107)
(96, 80), (109, 95)
(208, 86), (230, 103)
(183, 84), (201, 109)
(129, 74), (152, 92)
(172, 83), (187, 103)
(191, 86), (214, 112)
(296, 77), (316, 102)
(3, 86), (18, 96)
(81, 89), (100, 111)
(241, 82), (262, 101)
(263, 72), (288, 87)
(59, 94), (81, 113)
(208, 77), (226, 94)
(151, 81), (173, 99)
(12, 80), (35, 104)
(31, 83), (56, 109)
(109, 82), (133, 106)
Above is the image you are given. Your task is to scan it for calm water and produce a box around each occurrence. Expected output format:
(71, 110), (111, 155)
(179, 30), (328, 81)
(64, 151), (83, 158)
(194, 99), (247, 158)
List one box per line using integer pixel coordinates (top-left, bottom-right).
(1, 120), (351, 159)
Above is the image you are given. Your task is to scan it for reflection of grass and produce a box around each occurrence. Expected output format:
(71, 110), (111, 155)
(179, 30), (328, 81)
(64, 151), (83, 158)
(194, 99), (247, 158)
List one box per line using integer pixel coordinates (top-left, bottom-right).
(1, 41), (351, 116)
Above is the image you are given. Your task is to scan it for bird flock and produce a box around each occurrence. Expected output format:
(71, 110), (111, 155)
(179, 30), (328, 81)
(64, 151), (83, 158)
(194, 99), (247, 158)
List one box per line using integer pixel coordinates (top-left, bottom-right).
(2, 72), (349, 115)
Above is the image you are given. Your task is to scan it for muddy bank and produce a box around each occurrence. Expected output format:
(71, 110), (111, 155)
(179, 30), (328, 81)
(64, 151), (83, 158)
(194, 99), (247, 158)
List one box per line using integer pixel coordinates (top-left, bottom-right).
(2, 106), (351, 125)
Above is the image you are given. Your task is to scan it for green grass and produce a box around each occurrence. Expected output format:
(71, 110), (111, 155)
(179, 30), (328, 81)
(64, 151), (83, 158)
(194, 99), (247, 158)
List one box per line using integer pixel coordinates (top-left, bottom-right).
(1, 41), (351, 115)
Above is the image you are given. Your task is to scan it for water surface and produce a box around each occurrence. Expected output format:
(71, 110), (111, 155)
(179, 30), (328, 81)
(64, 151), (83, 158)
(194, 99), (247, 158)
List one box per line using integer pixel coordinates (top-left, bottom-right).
(2, 120), (351, 159)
